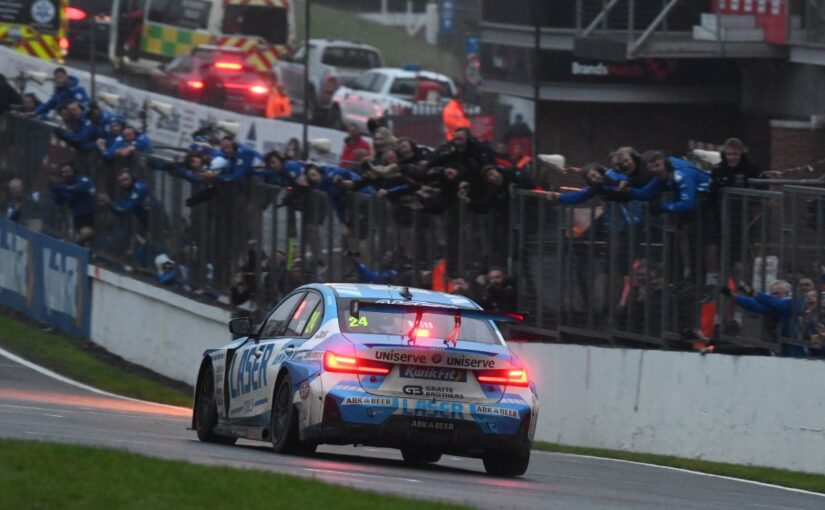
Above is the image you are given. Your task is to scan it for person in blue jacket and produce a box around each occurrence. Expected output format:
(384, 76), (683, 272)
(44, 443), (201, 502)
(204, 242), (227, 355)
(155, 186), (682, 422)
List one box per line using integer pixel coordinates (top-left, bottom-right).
(103, 125), (153, 161)
(99, 170), (151, 267)
(55, 101), (99, 151)
(31, 67), (89, 118)
(627, 151), (710, 214)
(546, 163), (645, 231)
(304, 163), (362, 224)
(216, 136), (263, 182)
(257, 150), (304, 188)
(49, 161), (96, 233)
(353, 249), (399, 284)
(721, 280), (807, 358)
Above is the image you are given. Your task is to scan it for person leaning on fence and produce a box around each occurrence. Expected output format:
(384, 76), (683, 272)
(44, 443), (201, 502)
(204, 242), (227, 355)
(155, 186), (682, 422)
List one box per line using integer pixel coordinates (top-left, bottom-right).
(340, 123), (372, 169)
(21, 92), (41, 114)
(98, 169), (151, 268)
(720, 280), (808, 358)
(458, 164), (534, 214)
(625, 151), (710, 214)
(30, 67), (89, 119)
(217, 136), (263, 181)
(54, 101), (99, 152)
(371, 127), (397, 165)
(476, 266), (517, 313)
(49, 161), (96, 235)
(103, 125), (153, 162)
(612, 146), (654, 188)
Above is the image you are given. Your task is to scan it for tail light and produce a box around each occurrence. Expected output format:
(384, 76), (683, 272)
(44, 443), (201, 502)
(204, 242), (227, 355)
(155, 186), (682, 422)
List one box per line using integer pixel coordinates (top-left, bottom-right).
(323, 352), (391, 375)
(249, 84), (269, 95)
(476, 368), (529, 387)
(58, 36), (69, 55)
(215, 61), (243, 71)
(187, 80), (204, 90)
(66, 7), (87, 21)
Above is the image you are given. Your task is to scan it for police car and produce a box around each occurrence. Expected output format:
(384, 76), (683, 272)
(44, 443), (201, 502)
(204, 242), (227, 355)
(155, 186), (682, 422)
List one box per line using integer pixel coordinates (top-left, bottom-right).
(192, 284), (538, 477)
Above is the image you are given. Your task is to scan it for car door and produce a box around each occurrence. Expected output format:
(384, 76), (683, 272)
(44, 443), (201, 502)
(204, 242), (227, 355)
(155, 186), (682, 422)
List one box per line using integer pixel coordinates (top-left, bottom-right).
(343, 71), (377, 125)
(226, 291), (304, 420)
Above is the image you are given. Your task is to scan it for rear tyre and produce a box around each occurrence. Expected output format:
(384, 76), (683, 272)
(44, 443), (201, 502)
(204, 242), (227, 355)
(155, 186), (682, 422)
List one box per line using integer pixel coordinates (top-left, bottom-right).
(270, 373), (317, 455)
(401, 449), (442, 465)
(482, 450), (530, 477)
(194, 364), (237, 445)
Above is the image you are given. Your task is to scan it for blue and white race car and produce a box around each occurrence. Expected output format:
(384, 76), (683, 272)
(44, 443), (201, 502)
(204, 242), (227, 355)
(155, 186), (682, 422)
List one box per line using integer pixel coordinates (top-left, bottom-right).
(192, 284), (538, 476)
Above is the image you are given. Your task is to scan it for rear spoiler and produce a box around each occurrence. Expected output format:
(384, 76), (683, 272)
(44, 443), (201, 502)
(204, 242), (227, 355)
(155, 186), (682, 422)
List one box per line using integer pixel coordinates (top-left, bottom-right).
(349, 300), (524, 323)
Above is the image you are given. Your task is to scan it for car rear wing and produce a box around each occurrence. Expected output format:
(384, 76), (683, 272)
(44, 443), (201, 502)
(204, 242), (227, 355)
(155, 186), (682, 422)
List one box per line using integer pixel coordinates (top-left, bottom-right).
(349, 300), (524, 323)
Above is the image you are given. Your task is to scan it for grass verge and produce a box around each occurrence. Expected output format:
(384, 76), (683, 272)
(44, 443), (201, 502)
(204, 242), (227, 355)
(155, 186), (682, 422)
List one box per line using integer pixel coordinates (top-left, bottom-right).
(535, 441), (825, 494)
(0, 312), (191, 407)
(296, 1), (462, 77)
(0, 439), (468, 510)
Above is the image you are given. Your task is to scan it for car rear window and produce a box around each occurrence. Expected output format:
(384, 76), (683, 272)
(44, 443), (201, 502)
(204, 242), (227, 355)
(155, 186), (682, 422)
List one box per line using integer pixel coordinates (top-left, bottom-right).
(337, 300), (500, 345)
(389, 78), (453, 99)
(321, 47), (382, 69)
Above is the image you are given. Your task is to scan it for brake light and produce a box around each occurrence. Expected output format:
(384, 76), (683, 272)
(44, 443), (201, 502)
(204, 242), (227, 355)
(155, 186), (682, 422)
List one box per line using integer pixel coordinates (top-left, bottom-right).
(249, 84), (269, 95)
(477, 368), (529, 387)
(66, 7), (87, 21)
(323, 352), (391, 375)
(413, 328), (430, 338)
(215, 61), (243, 71)
(187, 80), (204, 90)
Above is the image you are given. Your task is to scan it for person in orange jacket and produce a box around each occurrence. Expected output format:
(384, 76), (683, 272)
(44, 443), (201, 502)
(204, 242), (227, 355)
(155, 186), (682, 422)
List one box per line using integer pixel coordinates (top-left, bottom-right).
(442, 95), (471, 142)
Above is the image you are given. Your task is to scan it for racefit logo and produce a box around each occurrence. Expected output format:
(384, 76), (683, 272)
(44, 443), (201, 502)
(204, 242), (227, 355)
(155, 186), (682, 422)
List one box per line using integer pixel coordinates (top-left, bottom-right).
(400, 365), (466, 382)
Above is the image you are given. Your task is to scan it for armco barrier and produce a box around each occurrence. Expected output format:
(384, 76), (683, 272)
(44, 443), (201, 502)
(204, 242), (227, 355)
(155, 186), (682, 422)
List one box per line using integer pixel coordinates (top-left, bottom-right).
(89, 265), (230, 385)
(0, 217), (90, 337)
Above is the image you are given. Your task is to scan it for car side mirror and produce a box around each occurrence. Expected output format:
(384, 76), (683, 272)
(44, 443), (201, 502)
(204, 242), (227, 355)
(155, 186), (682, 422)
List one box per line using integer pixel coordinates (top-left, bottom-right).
(228, 317), (253, 336)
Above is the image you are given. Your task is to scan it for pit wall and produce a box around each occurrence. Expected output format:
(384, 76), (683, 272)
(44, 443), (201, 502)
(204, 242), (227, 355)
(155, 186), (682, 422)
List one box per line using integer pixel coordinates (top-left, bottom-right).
(84, 266), (825, 474)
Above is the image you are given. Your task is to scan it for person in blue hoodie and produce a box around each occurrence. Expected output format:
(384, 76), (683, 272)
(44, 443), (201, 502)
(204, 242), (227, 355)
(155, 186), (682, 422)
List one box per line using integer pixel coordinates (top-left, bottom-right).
(49, 161), (96, 234)
(721, 280), (807, 357)
(31, 68), (89, 118)
(103, 125), (153, 161)
(627, 151), (710, 214)
(303, 163), (362, 224)
(257, 150), (304, 188)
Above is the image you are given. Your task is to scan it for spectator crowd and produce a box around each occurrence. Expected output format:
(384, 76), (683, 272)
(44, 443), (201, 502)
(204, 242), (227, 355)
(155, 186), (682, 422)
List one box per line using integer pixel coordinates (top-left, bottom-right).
(1, 66), (823, 359)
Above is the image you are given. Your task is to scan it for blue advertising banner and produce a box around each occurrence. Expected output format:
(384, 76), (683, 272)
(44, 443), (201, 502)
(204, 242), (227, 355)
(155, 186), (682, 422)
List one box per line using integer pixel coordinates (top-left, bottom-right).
(0, 218), (90, 337)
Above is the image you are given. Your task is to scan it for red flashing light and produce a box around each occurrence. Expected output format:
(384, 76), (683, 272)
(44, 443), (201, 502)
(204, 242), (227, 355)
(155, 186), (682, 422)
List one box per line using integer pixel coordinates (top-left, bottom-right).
(249, 84), (269, 95)
(66, 7), (87, 21)
(215, 61), (243, 71)
(187, 80), (204, 90)
(477, 368), (529, 387)
(323, 352), (391, 376)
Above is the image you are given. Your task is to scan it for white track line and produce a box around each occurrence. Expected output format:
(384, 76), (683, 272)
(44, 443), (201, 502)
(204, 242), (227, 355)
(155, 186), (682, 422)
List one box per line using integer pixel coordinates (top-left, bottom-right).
(0, 346), (189, 412)
(536, 450), (825, 498)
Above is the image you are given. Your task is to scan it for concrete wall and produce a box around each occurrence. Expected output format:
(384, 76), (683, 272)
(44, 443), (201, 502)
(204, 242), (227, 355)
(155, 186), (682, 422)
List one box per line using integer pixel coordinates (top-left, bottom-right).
(89, 266), (231, 386)
(85, 268), (825, 473)
(511, 343), (825, 474)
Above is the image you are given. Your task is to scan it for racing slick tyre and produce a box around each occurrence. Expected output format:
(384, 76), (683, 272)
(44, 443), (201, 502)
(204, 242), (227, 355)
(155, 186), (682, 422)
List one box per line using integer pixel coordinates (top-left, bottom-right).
(482, 450), (530, 477)
(401, 449), (442, 465)
(194, 365), (237, 445)
(270, 373), (317, 455)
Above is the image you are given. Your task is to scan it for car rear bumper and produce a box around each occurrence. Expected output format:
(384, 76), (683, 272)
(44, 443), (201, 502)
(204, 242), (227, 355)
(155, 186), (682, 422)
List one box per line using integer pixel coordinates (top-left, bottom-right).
(307, 389), (533, 456)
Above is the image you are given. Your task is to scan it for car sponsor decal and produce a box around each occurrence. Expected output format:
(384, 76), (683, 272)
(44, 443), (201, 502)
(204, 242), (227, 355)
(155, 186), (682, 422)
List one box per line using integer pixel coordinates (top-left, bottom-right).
(229, 344), (275, 399)
(299, 381), (310, 400)
(296, 351), (324, 360)
(472, 405), (519, 419)
(399, 365), (467, 382)
(410, 419), (455, 432)
(370, 349), (496, 369)
(341, 396), (394, 406)
(402, 385), (465, 400)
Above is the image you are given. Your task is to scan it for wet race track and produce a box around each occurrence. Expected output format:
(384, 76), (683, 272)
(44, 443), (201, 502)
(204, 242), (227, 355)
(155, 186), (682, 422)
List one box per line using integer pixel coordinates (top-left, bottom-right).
(1, 350), (823, 510)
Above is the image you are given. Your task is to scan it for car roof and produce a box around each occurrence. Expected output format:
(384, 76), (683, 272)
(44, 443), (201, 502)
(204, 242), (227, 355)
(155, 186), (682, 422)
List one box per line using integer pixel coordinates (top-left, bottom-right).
(308, 38), (381, 52)
(365, 68), (454, 83)
(302, 283), (479, 309)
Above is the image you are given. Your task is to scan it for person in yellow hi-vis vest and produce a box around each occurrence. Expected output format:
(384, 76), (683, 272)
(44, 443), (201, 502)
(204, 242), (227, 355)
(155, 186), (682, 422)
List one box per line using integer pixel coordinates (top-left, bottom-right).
(442, 95), (471, 142)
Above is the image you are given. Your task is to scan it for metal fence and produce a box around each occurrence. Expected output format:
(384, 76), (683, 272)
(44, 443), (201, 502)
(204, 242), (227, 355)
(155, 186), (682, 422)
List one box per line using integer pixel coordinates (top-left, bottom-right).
(4, 113), (825, 355)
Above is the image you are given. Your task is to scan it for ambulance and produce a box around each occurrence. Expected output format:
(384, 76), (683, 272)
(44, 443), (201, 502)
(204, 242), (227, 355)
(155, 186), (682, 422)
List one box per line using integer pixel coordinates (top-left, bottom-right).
(0, 0), (68, 62)
(108, 0), (294, 73)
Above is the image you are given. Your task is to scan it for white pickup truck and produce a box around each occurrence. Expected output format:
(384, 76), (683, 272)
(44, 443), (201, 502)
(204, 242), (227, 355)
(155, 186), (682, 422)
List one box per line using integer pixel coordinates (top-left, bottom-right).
(273, 39), (383, 124)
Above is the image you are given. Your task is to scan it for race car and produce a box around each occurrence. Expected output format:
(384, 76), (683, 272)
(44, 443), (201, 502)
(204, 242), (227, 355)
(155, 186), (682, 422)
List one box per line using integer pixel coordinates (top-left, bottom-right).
(192, 283), (538, 477)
